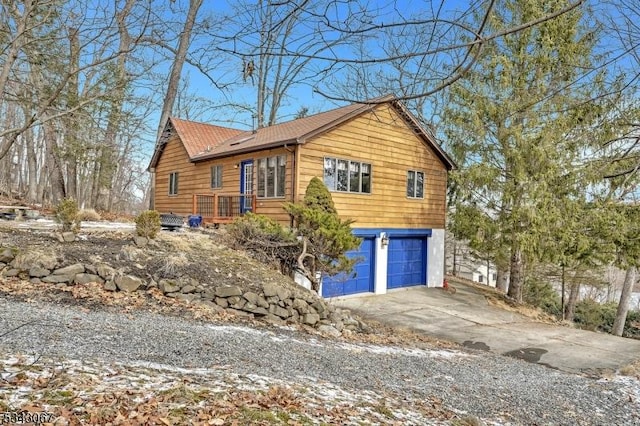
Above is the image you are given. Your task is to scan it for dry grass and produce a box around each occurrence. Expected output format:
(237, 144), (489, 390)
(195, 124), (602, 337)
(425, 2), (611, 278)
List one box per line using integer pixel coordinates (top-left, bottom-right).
(77, 209), (101, 222)
(619, 359), (640, 378)
(447, 275), (560, 324)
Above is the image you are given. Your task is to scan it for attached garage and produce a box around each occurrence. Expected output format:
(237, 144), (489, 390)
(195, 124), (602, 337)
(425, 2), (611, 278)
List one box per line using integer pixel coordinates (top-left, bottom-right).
(387, 236), (427, 289)
(322, 237), (375, 297)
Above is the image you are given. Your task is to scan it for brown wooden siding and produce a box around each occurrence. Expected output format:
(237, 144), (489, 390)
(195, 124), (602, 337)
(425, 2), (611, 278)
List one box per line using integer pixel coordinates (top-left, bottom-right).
(154, 139), (294, 224)
(297, 104), (448, 229)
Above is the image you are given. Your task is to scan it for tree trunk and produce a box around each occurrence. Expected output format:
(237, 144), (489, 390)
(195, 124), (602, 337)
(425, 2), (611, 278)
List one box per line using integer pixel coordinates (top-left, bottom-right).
(64, 27), (80, 201)
(496, 265), (509, 293)
(612, 266), (637, 337)
(565, 282), (580, 322)
(156, 0), (203, 141)
(507, 243), (524, 302)
(43, 121), (66, 203)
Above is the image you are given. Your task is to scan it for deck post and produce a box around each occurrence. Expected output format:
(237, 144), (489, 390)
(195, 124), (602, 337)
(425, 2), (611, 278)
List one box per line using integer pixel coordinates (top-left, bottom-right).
(252, 195), (257, 214)
(192, 194), (197, 215)
(213, 194), (219, 221)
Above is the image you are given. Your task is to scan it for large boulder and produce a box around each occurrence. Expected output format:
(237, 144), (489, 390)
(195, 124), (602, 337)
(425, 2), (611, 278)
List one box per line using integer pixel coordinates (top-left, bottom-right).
(74, 273), (104, 285)
(0, 248), (15, 263)
(115, 275), (143, 292)
(216, 285), (242, 298)
(53, 263), (85, 276)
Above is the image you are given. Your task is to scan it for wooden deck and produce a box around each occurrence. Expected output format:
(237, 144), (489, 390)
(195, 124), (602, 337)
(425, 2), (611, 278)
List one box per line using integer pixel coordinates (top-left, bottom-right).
(192, 194), (256, 225)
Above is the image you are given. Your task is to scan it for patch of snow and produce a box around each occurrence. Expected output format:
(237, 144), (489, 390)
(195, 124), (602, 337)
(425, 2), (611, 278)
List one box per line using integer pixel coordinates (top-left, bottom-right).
(335, 342), (473, 359)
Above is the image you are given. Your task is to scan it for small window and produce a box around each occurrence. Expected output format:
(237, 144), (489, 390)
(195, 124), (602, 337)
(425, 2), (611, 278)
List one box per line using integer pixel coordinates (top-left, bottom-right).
(407, 170), (424, 198)
(323, 157), (371, 194)
(169, 172), (179, 195)
(257, 155), (286, 198)
(478, 275), (484, 283)
(210, 165), (222, 189)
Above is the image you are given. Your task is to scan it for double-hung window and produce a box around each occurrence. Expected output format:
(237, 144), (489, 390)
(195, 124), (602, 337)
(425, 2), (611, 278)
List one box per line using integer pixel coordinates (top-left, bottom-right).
(257, 155), (286, 197)
(210, 165), (222, 189)
(168, 172), (179, 195)
(323, 157), (371, 194)
(407, 170), (424, 198)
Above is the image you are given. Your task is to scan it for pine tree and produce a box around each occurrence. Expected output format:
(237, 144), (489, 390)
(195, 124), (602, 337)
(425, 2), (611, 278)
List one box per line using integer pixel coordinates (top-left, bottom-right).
(445, 0), (609, 302)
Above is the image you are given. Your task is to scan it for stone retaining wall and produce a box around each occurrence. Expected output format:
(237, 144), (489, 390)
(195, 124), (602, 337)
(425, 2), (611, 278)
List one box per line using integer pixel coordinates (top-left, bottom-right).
(0, 244), (363, 337)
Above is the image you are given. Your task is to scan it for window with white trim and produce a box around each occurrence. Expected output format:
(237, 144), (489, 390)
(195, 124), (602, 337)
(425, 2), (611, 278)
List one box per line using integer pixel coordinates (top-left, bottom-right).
(323, 157), (371, 194)
(210, 165), (222, 189)
(168, 172), (179, 195)
(257, 155), (286, 198)
(406, 170), (424, 198)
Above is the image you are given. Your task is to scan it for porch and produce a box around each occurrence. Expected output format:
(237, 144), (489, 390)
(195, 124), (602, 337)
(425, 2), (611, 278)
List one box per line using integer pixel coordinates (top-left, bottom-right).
(192, 194), (256, 225)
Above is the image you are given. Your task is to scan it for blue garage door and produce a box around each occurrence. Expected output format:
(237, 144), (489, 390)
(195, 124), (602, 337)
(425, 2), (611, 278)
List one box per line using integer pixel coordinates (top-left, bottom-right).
(387, 237), (427, 289)
(322, 237), (375, 297)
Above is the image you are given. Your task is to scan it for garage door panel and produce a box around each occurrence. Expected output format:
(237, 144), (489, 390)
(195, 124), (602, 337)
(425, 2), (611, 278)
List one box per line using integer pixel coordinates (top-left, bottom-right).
(322, 238), (374, 297)
(387, 237), (426, 288)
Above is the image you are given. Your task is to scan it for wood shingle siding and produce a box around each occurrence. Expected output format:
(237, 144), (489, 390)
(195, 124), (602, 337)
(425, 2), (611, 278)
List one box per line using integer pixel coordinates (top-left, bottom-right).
(297, 104), (447, 228)
(155, 140), (294, 223)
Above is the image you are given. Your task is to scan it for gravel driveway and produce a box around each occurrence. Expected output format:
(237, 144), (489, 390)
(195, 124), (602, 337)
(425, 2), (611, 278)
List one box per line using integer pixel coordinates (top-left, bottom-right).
(1, 297), (639, 425)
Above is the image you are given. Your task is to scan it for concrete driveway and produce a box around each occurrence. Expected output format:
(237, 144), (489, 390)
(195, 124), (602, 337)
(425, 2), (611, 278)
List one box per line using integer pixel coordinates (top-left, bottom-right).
(332, 283), (640, 375)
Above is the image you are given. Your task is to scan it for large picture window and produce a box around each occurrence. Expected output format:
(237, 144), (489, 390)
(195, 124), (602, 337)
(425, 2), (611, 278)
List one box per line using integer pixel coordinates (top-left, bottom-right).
(407, 170), (424, 198)
(257, 155), (286, 198)
(169, 172), (179, 195)
(324, 157), (371, 194)
(210, 165), (222, 189)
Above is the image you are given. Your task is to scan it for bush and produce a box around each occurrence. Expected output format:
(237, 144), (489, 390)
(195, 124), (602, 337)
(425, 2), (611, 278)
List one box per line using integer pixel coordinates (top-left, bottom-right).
(574, 300), (640, 338)
(284, 177), (361, 291)
(227, 213), (299, 273)
(55, 198), (80, 233)
(523, 277), (561, 317)
(77, 208), (101, 222)
(135, 210), (161, 239)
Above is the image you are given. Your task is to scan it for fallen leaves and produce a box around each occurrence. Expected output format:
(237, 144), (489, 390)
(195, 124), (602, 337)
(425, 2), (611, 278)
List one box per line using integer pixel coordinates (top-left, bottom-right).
(0, 355), (457, 426)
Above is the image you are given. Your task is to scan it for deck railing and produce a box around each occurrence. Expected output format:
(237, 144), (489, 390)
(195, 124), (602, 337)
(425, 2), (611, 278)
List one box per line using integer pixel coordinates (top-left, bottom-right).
(192, 194), (256, 224)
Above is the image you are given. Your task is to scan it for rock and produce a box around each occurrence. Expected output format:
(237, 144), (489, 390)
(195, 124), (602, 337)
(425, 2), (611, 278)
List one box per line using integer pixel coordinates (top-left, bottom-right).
(266, 296), (280, 305)
(0, 262), (5, 269)
(147, 279), (158, 289)
(276, 287), (291, 301)
(244, 304), (269, 316)
(318, 324), (341, 338)
(262, 282), (279, 298)
(230, 299), (246, 310)
(0, 248), (15, 263)
(303, 313), (320, 325)
(62, 232), (76, 242)
(181, 285), (197, 294)
(159, 279), (180, 294)
(97, 264), (116, 280)
(243, 291), (260, 305)
(54, 263), (85, 276)
(291, 310), (300, 322)
(216, 285), (242, 298)
(74, 273), (104, 285)
(53, 233), (64, 243)
(42, 275), (72, 284)
(215, 297), (229, 308)
(104, 281), (117, 291)
(256, 295), (270, 309)
(165, 292), (179, 298)
(118, 245), (141, 261)
(133, 236), (149, 247)
(311, 300), (326, 314)
(292, 298), (309, 314)
(115, 275), (143, 292)
(85, 264), (97, 274)
(269, 304), (290, 319)
(263, 314), (285, 326)
(175, 293), (198, 302)
(29, 266), (50, 278)
(201, 290), (216, 301)
(283, 298), (293, 307)
(225, 308), (253, 318)
(197, 300), (225, 314)
(29, 278), (41, 284)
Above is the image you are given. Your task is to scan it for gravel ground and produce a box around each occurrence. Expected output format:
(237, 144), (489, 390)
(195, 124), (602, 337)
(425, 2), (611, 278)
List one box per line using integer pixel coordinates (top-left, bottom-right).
(1, 297), (639, 425)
